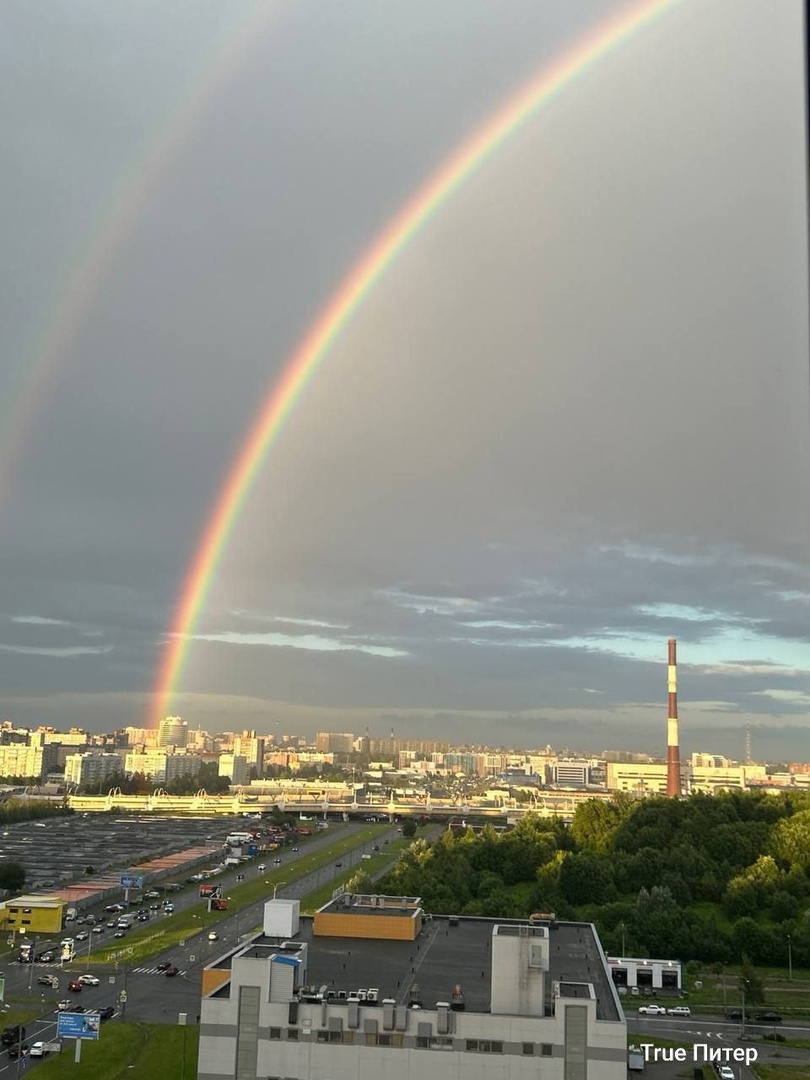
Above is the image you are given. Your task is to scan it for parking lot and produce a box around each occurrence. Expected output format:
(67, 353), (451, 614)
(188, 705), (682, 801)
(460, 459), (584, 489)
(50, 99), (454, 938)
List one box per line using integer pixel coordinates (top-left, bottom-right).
(0, 814), (239, 890)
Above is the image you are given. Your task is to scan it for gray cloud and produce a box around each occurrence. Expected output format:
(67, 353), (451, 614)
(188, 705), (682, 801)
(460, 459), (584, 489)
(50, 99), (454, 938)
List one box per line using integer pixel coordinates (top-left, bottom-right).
(0, 1), (807, 759)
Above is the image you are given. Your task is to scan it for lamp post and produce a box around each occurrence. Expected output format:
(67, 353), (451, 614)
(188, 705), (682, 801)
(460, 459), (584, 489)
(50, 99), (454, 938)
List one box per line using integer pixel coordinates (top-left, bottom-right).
(619, 922), (626, 956)
(271, 882), (286, 901)
(788, 934), (793, 981)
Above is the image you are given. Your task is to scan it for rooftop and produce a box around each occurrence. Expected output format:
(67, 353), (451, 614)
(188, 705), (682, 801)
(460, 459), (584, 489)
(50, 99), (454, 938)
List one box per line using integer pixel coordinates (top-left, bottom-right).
(214, 914), (621, 1022)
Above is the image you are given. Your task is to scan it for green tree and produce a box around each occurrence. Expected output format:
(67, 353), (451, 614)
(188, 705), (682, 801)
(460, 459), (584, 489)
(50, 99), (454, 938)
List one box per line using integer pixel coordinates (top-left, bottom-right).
(401, 819), (417, 838)
(0, 861), (25, 891)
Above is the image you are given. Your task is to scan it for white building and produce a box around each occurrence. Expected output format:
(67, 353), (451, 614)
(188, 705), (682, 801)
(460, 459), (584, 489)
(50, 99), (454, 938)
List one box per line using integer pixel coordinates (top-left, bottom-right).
(64, 752), (124, 788)
(198, 900), (627, 1080)
(123, 749), (201, 784)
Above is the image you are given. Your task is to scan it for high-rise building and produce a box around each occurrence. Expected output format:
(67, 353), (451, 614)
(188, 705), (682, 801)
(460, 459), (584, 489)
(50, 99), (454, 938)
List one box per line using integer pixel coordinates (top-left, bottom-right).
(157, 716), (188, 749)
(219, 754), (250, 787)
(64, 752), (124, 788)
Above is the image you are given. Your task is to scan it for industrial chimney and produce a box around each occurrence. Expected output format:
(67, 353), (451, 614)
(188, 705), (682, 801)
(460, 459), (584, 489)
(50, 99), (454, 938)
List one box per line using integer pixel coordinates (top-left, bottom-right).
(666, 638), (681, 797)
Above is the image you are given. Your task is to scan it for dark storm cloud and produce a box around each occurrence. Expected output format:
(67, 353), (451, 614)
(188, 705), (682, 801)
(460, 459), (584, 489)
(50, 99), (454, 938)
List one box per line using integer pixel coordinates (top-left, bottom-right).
(0, 1), (807, 757)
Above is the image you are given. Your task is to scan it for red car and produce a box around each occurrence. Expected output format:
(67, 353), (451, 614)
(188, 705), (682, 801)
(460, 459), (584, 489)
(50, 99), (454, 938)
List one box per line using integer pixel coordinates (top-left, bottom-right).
(67, 981), (83, 992)
(164, 966), (179, 977)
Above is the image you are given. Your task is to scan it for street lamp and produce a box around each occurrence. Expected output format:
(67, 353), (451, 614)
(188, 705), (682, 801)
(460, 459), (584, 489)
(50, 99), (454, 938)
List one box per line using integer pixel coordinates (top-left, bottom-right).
(271, 882), (286, 901)
(788, 934), (793, 981)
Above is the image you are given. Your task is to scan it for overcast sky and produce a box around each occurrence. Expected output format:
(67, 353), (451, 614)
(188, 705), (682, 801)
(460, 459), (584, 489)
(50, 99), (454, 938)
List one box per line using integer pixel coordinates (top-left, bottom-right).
(1, 0), (808, 759)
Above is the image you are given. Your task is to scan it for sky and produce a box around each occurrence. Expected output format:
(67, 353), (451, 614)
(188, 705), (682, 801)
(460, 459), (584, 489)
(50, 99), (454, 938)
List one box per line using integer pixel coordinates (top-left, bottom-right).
(1, 0), (808, 760)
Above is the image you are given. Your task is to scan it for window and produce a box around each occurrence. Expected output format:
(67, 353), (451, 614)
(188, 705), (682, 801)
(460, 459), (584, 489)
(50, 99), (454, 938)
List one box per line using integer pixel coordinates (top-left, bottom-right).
(416, 1036), (430, 1048)
(269, 1028), (281, 1041)
(523, 1043), (534, 1055)
(286, 1028), (299, 1041)
(316, 1030), (341, 1043)
(541, 1043), (553, 1057)
(430, 1036), (453, 1049)
(466, 1039), (503, 1053)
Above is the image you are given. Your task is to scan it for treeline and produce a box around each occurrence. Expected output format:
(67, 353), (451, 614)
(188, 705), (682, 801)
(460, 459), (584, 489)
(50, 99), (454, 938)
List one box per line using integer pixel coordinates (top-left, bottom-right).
(378, 791), (810, 965)
(0, 798), (70, 825)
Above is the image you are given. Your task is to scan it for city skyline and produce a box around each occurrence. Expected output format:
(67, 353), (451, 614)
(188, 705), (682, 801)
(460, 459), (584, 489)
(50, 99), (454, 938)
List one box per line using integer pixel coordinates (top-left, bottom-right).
(1, 2), (808, 753)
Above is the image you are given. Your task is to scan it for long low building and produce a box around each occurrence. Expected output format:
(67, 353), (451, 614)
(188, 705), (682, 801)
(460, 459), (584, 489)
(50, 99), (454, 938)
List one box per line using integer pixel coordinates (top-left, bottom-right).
(198, 897), (628, 1080)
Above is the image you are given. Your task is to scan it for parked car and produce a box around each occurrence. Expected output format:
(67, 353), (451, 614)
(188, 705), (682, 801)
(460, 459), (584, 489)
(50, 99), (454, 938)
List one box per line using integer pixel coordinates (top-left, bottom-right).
(638, 1004), (667, 1015)
(78, 975), (99, 986)
(67, 981), (83, 992)
(667, 1006), (691, 1017)
(756, 1011), (783, 1024)
(164, 966), (180, 977)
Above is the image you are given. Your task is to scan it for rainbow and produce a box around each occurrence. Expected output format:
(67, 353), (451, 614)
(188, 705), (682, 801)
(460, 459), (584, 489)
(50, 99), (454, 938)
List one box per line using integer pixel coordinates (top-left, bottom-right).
(0, 3), (285, 511)
(150, 0), (679, 727)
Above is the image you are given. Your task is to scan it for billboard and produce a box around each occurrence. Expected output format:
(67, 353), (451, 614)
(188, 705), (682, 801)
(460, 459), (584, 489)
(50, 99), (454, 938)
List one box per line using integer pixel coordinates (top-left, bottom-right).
(57, 1012), (100, 1040)
(119, 875), (145, 890)
(199, 884), (221, 899)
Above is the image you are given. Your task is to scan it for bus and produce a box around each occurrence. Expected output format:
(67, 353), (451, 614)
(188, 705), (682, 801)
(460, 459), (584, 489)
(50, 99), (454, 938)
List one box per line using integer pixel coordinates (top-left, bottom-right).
(60, 938), (76, 962)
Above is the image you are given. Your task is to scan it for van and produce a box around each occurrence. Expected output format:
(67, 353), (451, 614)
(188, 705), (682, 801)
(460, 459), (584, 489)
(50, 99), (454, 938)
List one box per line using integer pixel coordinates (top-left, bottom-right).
(361, 854), (372, 861)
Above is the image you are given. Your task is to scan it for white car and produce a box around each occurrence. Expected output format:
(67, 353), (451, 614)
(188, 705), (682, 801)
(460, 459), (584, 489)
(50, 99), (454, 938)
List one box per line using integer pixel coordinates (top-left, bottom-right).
(717, 1068), (735, 1080)
(208, 932), (219, 941)
(29, 1043), (46, 1057)
(637, 1004), (667, 1015)
(667, 1006), (691, 1017)
(78, 975), (100, 986)
(257, 864), (266, 871)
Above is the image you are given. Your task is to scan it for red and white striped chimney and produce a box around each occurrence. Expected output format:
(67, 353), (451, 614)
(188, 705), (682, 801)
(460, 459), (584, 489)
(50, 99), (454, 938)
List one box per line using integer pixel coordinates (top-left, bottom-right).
(666, 638), (681, 797)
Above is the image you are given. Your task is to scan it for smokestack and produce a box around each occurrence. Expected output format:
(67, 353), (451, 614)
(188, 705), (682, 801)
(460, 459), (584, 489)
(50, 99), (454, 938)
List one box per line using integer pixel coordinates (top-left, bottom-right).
(666, 638), (681, 797)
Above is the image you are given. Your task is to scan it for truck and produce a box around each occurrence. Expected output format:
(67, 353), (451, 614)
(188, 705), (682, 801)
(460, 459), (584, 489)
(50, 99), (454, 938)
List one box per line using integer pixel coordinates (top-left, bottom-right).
(64, 907), (77, 923)
(116, 913), (137, 930)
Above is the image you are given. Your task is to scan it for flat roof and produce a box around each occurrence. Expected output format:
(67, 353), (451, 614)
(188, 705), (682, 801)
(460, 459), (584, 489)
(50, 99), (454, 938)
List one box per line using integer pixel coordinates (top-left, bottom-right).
(219, 915), (620, 1022)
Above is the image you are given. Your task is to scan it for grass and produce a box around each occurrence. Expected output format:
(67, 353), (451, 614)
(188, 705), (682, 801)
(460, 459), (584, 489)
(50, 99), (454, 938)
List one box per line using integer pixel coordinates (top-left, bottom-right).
(755, 1067), (810, 1080)
(28, 1021), (198, 1079)
(299, 838), (411, 914)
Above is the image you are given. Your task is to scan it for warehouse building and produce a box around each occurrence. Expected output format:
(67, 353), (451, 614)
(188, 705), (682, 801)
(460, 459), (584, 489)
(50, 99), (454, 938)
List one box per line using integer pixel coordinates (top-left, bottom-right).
(198, 896), (627, 1080)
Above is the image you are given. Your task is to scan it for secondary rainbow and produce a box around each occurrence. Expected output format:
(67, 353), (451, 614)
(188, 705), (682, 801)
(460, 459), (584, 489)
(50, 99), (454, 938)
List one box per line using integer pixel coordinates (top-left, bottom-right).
(150, 0), (679, 727)
(0, 3), (284, 512)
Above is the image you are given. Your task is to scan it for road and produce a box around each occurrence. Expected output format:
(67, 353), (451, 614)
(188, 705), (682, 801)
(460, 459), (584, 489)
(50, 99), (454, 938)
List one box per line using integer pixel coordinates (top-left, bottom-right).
(629, 1013), (810, 1078)
(0, 821), (402, 1044)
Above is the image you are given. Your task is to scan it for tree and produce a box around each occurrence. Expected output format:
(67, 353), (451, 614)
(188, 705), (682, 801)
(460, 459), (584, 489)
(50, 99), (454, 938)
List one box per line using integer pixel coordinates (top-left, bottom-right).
(401, 819), (417, 838)
(0, 861), (25, 892)
(739, 959), (765, 1007)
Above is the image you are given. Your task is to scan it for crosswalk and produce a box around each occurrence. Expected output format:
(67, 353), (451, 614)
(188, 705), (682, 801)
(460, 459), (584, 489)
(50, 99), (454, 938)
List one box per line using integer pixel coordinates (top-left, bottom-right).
(132, 965), (187, 976)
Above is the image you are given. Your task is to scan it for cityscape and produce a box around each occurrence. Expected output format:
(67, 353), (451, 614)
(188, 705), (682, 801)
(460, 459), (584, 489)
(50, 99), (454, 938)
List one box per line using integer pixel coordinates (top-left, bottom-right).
(3, 0), (809, 1078)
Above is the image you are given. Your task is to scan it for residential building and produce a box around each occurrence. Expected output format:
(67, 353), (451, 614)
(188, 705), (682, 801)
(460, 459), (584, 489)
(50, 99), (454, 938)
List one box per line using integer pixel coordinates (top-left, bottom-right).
(64, 752), (124, 788)
(219, 754), (250, 787)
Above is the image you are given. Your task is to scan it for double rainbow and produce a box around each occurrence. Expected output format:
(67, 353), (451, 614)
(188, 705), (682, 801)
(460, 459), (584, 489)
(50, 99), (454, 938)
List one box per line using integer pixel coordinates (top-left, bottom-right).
(149, 0), (678, 726)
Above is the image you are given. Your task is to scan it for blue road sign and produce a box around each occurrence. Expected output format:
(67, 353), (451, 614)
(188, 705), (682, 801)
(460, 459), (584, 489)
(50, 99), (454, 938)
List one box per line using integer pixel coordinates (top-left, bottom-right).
(119, 874), (145, 889)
